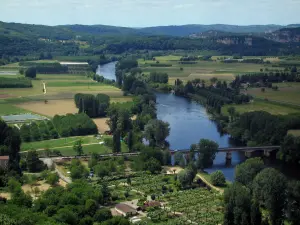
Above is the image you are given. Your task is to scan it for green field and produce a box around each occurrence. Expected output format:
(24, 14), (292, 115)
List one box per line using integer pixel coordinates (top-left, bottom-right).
(138, 55), (278, 84)
(21, 135), (98, 151)
(21, 135), (129, 156)
(0, 104), (30, 116)
(246, 82), (300, 105)
(222, 100), (300, 116)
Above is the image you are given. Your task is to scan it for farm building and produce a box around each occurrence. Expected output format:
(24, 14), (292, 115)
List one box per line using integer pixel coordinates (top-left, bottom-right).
(0, 156), (9, 170)
(115, 203), (137, 217)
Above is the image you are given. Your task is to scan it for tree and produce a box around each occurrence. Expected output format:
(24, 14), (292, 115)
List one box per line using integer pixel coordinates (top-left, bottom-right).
(251, 201), (262, 225)
(94, 208), (112, 223)
(235, 158), (264, 186)
(211, 170), (226, 187)
(112, 131), (121, 153)
(224, 182), (252, 225)
(253, 168), (287, 225)
(70, 159), (88, 180)
(286, 180), (300, 225)
(85, 199), (98, 216)
(144, 157), (162, 174)
(227, 107), (236, 121)
(19, 68), (24, 75)
(73, 139), (83, 156)
(277, 135), (300, 164)
(144, 119), (170, 148)
(197, 139), (219, 169)
(127, 131), (133, 152)
(26, 150), (45, 172)
(46, 173), (59, 186)
(25, 67), (36, 79)
(177, 167), (196, 188)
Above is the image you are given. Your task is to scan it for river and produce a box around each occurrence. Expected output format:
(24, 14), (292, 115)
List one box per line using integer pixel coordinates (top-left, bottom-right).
(96, 62), (117, 81)
(99, 62), (245, 181)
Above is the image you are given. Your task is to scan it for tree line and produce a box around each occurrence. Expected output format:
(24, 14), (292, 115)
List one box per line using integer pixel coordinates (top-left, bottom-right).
(232, 69), (300, 88)
(20, 121), (59, 142)
(19, 62), (68, 74)
(149, 72), (169, 84)
(229, 111), (300, 146)
(74, 93), (110, 118)
(0, 77), (32, 88)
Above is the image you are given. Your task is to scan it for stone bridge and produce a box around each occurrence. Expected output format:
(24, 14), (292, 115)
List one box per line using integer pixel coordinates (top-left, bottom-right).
(170, 146), (280, 162)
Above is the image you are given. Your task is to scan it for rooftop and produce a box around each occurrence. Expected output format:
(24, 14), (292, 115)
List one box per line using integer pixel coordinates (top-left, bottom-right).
(115, 204), (137, 214)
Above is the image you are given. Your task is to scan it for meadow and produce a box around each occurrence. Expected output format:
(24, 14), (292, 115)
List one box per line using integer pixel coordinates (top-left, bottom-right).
(222, 100), (300, 116)
(138, 55), (276, 84)
(246, 82), (300, 106)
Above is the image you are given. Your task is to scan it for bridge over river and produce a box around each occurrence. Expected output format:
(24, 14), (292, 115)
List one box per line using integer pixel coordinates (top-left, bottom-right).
(170, 146), (280, 162)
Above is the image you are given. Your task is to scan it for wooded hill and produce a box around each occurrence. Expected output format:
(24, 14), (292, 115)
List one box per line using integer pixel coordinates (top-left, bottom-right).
(1, 21), (300, 58)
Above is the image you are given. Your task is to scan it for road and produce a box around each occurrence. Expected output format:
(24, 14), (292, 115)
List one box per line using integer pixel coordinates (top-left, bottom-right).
(40, 158), (72, 184)
(196, 174), (223, 193)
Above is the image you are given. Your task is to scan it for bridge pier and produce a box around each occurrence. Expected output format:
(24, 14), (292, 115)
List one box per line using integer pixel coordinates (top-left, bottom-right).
(264, 150), (271, 157)
(245, 151), (252, 158)
(226, 152), (232, 162)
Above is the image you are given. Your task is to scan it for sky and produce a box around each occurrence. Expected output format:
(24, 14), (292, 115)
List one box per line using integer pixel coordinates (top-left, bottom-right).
(1, 0), (300, 27)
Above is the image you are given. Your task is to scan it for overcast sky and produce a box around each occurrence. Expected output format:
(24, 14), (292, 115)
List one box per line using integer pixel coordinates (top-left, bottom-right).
(1, 0), (300, 27)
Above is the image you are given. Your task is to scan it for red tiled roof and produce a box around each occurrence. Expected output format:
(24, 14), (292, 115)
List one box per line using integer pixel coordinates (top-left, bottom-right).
(0, 156), (9, 160)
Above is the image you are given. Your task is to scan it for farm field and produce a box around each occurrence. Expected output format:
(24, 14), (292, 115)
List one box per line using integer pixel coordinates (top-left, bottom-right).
(21, 134), (129, 155)
(138, 55), (277, 84)
(246, 82), (300, 106)
(21, 135), (98, 151)
(222, 100), (300, 115)
(0, 73), (131, 117)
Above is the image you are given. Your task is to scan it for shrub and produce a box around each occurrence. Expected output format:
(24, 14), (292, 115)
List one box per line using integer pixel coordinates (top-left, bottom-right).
(211, 170), (226, 187)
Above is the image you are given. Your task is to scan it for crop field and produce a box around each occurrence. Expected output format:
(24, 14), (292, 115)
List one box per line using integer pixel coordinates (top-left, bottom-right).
(162, 188), (223, 225)
(0, 73), (130, 117)
(246, 82), (300, 105)
(138, 55), (275, 83)
(222, 100), (300, 115)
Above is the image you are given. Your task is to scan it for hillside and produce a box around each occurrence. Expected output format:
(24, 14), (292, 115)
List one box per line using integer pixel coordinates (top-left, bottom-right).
(265, 27), (300, 43)
(138, 24), (286, 36)
(1, 21), (300, 58)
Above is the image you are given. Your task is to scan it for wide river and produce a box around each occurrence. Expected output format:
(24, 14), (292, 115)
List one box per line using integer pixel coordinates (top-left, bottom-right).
(100, 62), (245, 180)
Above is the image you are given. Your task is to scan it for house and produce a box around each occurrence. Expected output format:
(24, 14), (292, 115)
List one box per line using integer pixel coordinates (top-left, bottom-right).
(0, 156), (9, 170)
(115, 204), (137, 217)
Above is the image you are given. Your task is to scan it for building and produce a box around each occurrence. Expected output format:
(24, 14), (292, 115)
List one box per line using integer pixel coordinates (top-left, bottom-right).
(0, 156), (9, 170)
(115, 204), (137, 217)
